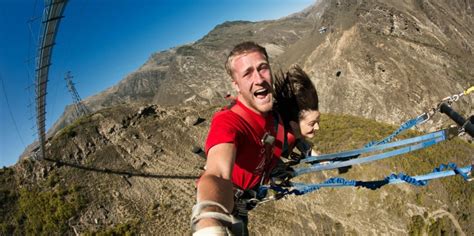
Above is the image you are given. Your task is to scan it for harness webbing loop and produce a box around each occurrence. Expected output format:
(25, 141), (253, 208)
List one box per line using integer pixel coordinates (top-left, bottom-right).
(302, 129), (445, 164)
(258, 163), (472, 199)
(222, 87), (474, 208)
(294, 129), (449, 177)
(364, 114), (428, 148)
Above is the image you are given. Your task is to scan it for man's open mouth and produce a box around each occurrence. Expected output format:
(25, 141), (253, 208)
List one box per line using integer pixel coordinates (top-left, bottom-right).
(254, 88), (269, 98)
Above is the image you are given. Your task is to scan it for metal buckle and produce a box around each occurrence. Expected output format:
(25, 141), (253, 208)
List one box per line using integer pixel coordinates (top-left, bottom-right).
(261, 132), (275, 146)
(234, 188), (244, 199)
(445, 125), (461, 139)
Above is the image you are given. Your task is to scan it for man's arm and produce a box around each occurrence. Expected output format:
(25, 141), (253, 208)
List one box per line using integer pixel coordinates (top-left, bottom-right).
(195, 143), (236, 230)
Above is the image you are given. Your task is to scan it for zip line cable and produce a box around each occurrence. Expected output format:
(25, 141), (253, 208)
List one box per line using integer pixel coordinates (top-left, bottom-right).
(31, 0), (40, 20)
(0, 74), (26, 146)
(26, 0), (42, 136)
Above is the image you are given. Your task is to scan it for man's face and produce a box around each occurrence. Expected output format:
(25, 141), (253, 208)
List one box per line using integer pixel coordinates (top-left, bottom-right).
(230, 51), (273, 115)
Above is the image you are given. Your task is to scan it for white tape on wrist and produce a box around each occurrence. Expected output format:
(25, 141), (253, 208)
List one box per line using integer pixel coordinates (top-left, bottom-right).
(191, 201), (233, 231)
(192, 226), (232, 236)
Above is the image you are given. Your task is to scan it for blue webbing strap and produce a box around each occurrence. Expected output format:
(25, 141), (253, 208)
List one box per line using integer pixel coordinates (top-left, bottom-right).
(294, 134), (447, 177)
(290, 177), (356, 195)
(265, 163), (471, 197)
(365, 114), (428, 148)
(302, 130), (444, 163)
(355, 173), (428, 190)
(423, 163), (470, 181)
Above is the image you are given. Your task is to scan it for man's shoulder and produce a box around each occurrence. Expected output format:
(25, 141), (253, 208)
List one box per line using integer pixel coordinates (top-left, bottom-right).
(213, 107), (238, 120)
(210, 106), (248, 130)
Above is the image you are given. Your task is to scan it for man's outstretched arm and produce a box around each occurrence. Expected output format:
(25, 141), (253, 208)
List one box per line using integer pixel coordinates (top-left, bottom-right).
(195, 143), (236, 230)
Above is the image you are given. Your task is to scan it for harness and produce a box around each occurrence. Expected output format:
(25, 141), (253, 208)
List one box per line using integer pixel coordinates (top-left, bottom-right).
(228, 103), (286, 215)
(252, 87), (474, 205)
(191, 87), (473, 234)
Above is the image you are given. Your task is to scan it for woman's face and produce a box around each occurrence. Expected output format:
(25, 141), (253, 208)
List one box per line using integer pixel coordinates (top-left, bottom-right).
(292, 110), (320, 139)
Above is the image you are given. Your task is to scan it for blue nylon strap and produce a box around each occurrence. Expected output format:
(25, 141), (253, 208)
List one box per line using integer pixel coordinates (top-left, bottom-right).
(294, 133), (447, 176)
(291, 177), (357, 195)
(302, 130), (444, 163)
(384, 164), (472, 184)
(385, 173), (428, 186)
(365, 114), (428, 148)
(268, 163), (472, 196)
(413, 163), (471, 182)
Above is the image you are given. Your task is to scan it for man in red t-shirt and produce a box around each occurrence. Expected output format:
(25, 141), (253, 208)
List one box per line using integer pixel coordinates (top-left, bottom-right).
(205, 99), (279, 190)
(192, 42), (276, 235)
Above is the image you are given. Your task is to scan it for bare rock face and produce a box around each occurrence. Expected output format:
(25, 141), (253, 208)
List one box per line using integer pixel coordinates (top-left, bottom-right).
(7, 103), (214, 234)
(49, 0), (473, 137)
(276, 0), (473, 126)
(4, 103), (472, 235)
(9, 0), (474, 235)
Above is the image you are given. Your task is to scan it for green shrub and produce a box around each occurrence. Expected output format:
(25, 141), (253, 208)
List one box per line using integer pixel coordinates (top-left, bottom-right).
(15, 186), (84, 235)
(428, 216), (455, 235)
(58, 115), (91, 138)
(0, 223), (15, 235)
(408, 215), (425, 236)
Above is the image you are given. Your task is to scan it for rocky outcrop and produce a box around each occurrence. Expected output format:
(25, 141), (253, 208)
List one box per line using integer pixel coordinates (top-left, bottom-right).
(9, 0), (474, 234)
(4, 103), (473, 235)
(49, 0), (473, 138)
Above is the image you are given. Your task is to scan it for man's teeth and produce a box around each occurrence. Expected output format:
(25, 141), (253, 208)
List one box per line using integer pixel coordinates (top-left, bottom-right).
(254, 89), (268, 96)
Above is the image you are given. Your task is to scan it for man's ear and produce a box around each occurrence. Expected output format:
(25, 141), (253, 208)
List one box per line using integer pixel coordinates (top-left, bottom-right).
(232, 80), (240, 93)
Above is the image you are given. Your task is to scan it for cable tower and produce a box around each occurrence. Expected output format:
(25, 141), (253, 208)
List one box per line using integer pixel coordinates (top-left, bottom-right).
(65, 71), (89, 118)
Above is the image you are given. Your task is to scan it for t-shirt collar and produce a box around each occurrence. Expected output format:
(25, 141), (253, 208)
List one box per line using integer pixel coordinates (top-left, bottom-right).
(235, 98), (272, 127)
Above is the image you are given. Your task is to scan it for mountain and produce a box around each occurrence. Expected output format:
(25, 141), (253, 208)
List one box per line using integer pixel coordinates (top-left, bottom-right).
(6, 0), (474, 234)
(279, 0), (474, 125)
(49, 0), (473, 136)
(2, 103), (472, 235)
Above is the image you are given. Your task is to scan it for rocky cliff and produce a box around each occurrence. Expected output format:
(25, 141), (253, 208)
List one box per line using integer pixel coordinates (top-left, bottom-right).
(2, 103), (473, 235)
(49, 0), (474, 136)
(6, 0), (474, 235)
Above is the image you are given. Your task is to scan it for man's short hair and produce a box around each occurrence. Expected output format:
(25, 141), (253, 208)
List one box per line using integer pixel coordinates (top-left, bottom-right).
(225, 41), (269, 79)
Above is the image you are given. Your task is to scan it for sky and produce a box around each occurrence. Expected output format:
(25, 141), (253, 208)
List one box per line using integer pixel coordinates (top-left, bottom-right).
(0, 0), (316, 167)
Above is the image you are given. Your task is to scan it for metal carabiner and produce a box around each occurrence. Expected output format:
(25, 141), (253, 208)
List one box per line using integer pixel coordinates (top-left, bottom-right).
(451, 94), (460, 102)
(417, 112), (430, 125)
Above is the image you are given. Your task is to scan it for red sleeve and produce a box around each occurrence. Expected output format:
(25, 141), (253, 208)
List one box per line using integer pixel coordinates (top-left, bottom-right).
(205, 111), (240, 155)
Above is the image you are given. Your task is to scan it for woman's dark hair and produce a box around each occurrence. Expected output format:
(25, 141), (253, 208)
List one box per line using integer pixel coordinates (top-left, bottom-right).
(274, 64), (318, 127)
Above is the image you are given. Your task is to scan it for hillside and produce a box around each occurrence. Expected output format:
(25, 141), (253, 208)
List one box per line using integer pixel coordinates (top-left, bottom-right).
(6, 0), (474, 235)
(2, 102), (473, 235)
(47, 0), (474, 139)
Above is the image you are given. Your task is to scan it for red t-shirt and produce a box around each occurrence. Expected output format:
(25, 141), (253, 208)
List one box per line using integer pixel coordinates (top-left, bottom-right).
(205, 100), (279, 190)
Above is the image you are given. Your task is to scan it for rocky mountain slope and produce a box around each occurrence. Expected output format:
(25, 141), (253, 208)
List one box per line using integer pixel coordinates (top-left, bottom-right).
(5, 0), (474, 235)
(2, 102), (473, 235)
(49, 0), (474, 136)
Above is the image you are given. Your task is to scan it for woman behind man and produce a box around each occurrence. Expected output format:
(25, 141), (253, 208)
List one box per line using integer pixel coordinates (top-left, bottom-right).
(274, 64), (320, 164)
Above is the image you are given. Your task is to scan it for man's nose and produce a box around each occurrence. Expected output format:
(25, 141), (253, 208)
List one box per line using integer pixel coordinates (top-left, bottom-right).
(253, 71), (265, 83)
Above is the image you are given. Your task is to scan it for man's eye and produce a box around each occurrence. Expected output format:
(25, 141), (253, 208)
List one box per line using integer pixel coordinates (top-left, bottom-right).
(259, 65), (269, 71)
